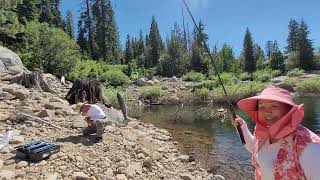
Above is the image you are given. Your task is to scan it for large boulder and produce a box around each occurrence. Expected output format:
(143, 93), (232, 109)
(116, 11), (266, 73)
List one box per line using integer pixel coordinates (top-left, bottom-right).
(0, 46), (25, 75)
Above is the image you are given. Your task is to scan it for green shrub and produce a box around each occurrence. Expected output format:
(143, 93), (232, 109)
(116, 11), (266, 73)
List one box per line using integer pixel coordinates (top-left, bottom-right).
(315, 54), (320, 68)
(18, 21), (80, 77)
(284, 51), (299, 71)
(101, 70), (130, 87)
(130, 72), (140, 81)
(287, 68), (305, 77)
(68, 60), (104, 80)
(296, 77), (320, 94)
(239, 72), (252, 81)
(182, 71), (206, 82)
(104, 87), (131, 109)
(210, 72), (235, 85)
(140, 86), (161, 99)
(199, 80), (218, 90)
(270, 70), (282, 77)
(194, 88), (211, 99)
(101, 64), (128, 72)
(253, 70), (273, 82)
(211, 81), (265, 102)
(283, 78), (298, 87)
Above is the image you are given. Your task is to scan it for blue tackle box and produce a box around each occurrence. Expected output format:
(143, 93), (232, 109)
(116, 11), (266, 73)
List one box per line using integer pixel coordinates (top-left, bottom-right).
(16, 140), (60, 162)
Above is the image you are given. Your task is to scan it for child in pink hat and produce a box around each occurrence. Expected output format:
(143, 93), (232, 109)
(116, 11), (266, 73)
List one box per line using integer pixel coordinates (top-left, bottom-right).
(233, 86), (320, 180)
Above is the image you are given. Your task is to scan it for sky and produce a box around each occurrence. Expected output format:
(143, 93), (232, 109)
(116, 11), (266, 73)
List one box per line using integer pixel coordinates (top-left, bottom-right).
(61, 0), (320, 56)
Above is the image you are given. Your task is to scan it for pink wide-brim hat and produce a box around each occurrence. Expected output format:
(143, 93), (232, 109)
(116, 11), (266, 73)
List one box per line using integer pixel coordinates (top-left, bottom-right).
(237, 87), (297, 111)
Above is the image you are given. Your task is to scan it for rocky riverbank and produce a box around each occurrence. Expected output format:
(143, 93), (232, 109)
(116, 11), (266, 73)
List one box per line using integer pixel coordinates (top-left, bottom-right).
(0, 76), (224, 180)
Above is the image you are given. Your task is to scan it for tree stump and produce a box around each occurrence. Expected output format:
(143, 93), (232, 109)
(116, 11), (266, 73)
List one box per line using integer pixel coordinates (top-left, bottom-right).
(11, 69), (53, 93)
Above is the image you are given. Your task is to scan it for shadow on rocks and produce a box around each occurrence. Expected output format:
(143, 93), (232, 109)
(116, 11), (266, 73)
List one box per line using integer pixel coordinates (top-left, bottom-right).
(56, 134), (95, 146)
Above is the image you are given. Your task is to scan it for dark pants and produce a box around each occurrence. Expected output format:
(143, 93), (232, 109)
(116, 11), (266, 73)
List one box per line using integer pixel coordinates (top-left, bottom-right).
(82, 118), (112, 138)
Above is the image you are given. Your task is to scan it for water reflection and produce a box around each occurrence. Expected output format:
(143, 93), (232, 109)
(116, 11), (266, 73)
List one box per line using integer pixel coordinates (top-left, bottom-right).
(129, 96), (320, 179)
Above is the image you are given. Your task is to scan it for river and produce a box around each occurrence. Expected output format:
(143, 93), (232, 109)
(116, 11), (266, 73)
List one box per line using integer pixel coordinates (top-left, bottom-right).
(129, 96), (320, 179)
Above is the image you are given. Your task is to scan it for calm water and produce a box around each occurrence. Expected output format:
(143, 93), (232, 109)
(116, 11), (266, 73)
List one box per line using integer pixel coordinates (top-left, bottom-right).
(129, 96), (320, 180)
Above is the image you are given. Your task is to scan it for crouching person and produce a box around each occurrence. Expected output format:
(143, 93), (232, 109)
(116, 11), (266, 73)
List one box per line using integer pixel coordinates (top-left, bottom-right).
(76, 103), (111, 143)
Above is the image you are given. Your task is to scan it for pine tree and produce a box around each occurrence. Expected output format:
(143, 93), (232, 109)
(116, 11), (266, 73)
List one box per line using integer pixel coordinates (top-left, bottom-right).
(265, 40), (274, 59)
(77, 19), (88, 53)
(254, 44), (266, 69)
(181, 8), (188, 51)
(132, 37), (139, 59)
(146, 16), (163, 68)
(217, 43), (235, 72)
(49, 0), (64, 28)
(285, 19), (299, 53)
(191, 21), (209, 73)
(16, 0), (38, 25)
(92, 0), (107, 60)
(105, 0), (121, 64)
(160, 22), (188, 77)
(65, 10), (75, 39)
(0, 0), (24, 46)
(124, 34), (133, 64)
(38, 0), (54, 25)
(77, 0), (96, 59)
(297, 20), (314, 70)
(243, 27), (256, 73)
(137, 30), (145, 57)
(270, 41), (285, 72)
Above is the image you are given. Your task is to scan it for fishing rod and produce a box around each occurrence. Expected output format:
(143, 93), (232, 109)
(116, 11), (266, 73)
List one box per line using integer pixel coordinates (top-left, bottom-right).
(181, 0), (245, 144)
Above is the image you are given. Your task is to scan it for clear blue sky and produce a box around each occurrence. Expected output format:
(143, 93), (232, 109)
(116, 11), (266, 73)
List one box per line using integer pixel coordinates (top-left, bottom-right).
(61, 0), (320, 56)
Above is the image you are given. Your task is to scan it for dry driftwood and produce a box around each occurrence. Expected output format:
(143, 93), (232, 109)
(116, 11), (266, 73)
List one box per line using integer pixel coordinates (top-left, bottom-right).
(20, 113), (63, 130)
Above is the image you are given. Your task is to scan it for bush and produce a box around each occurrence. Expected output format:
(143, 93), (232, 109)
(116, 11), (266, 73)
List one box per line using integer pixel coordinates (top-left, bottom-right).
(287, 68), (305, 77)
(68, 60), (103, 80)
(18, 21), (80, 77)
(104, 86), (131, 109)
(101, 64), (128, 72)
(283, 78), (298, 87)
(239, 72), (252, 81)
(315, 54), (320, 69)
(182, 71), (206, 82)
(101, 70), (130, 87)
(210, 72), (235, 85)
(140, 85), (161, 99)
(253, 70), (272, 82)
(198, 80), (218, 90)
(285, 51), (299, 71)
(270, 70), (282, 77)
(194, 87), (211, 99)
(211, 81), (265, 102)
(296, 77), (320, 94)
(130, 72), (140, 81)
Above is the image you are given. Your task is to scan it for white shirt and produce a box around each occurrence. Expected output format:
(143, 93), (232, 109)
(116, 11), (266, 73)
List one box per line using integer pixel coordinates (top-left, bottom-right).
(87, 104), (106, 122)
(241, 125), (320, 180)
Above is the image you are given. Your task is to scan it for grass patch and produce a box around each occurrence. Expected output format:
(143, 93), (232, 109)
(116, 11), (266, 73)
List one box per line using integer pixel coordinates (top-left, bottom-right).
(296, 77), (320, 94)
(194, 87), (211, 100)
(198, 80), (218, 90)
(101, 70), (130, 87)
(140, 85), (162, 100)
(210, 72), (235, 85)
(253, 69), (282, 82)
(182, 71), (206, 82)
(238, 72), (252, 81)
(104, 87), (131, 109)
(287, 68), (305, 77)
(211, 81), (266, 102)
